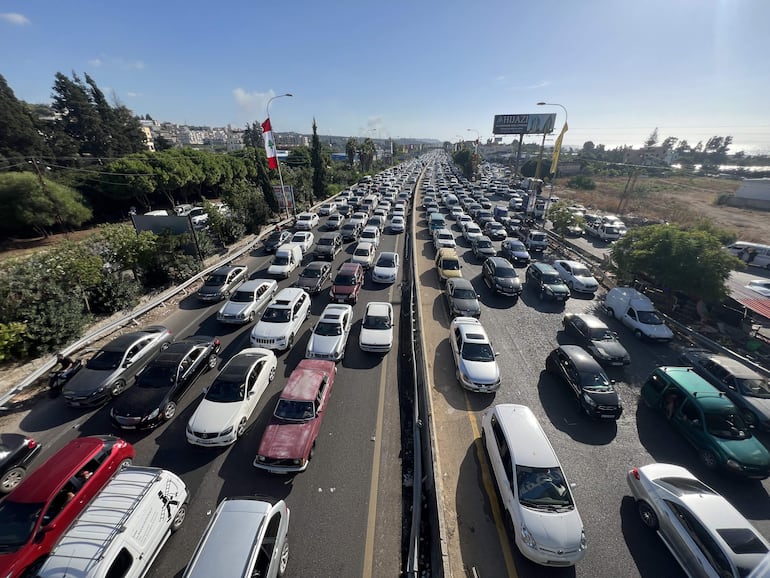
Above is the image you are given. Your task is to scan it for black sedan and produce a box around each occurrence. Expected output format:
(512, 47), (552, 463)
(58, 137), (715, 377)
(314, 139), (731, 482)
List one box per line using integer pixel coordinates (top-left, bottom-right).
(562, 313), (631, 366)
(0, 433), (41, 494)
(481, 257), (522, 299)
(263, 230), (292, 253)
(545, 345), (623, 420)
(295, 261), (332, 296)
(110, 336), (220, 429)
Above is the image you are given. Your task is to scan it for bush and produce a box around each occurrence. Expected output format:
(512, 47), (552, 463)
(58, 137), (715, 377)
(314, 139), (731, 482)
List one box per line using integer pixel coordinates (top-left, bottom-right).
(88, 273), (141, 315)
(0, 322), (27, 362)
(568, 175), (596, 190)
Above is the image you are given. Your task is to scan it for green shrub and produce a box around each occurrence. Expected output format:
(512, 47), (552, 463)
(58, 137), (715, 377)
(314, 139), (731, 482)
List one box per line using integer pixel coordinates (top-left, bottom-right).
(0, 322), (27, 362)
(568, 175), (596, 190)
(88, 273), (141, 315)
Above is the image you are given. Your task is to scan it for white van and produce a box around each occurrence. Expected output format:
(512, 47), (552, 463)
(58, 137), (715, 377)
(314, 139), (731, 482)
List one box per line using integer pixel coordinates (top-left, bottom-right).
(37, 467), (188, 578)
(604, 287), (674, 342)
(726, 242), (770, 270)
(268, 244), (303, 278)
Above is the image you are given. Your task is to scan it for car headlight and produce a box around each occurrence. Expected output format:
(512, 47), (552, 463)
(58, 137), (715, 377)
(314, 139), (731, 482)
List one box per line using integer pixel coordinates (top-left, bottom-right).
(594, 347), (611, 360)
(237, 312), (246, 319)
(257, 455), (266, 462)
(545, 286), (554, 294)
(521, 525), (537, 549)
(186, 424), (193, 434)
(292, 459), (302, 465)
(221, 426), (234, 437)
(583, 393), (597, 407)
(144, 408), (160, 421)
(580, 530), (587, 550)
(725, 459), (742, 471)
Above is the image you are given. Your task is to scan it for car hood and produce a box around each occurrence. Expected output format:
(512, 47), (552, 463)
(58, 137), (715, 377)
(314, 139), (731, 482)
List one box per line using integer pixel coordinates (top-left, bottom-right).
(373, 265), (397, 278)
(574, 275), (598, 287)
(112, 386), (168, 417)
(719, 436), (770, 467)
(188, 399), (242, 433)
(64, 367), (115, 395)
(583, 388), (620, 407)
(219, 300), (251, 317)
(258, 419), (315, 459)
(308, 334), (343, 356)
(252, 322), (290, 339)
(509, 249), (530, 259)
(545, 283), (570, 296)
(743, 397), (770, 422)
(460, 358), (500, 384)
(296, 277), (322, 291)
(452, 297), (481, 314)
(641, 323), (674, 339)
(590, 341), (629, 359)
(494, 277), (522, 290)
(519, 504), (584, 552)
(360, 327), (392, 346)
(268, 263), (292, 274)
(197, 285), (224, 297)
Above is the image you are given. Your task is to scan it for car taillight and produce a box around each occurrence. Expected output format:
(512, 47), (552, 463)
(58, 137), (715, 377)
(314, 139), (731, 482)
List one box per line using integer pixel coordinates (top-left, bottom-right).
(26, 438), (38, 450)
(214, 338), (221, 347)
(631, 468), (640, 480)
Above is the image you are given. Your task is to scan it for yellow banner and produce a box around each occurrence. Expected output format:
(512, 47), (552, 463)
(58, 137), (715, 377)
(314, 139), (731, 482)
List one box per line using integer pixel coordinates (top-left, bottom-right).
(549, 122), (568, 175)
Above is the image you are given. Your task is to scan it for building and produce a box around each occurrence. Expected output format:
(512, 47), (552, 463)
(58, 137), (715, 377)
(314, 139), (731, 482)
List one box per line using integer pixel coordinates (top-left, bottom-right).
(727, 178), (770, 211)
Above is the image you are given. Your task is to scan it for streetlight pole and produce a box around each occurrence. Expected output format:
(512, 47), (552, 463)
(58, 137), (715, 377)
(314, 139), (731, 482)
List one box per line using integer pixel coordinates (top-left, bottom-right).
(267, 93), (293, 221)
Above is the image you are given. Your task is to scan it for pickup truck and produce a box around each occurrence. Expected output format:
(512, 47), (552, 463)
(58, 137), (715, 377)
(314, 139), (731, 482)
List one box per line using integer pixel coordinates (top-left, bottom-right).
(517, 226), (548, 252)
(584, 218), (621, 242)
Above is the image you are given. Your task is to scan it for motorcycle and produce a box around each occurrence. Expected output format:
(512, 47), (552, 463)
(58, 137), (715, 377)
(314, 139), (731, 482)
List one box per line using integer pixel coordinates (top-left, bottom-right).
(48, 360), (83, 398)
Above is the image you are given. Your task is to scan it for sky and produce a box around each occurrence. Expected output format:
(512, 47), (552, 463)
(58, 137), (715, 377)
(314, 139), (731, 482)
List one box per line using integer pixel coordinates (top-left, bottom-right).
(2, 0), (769, 153)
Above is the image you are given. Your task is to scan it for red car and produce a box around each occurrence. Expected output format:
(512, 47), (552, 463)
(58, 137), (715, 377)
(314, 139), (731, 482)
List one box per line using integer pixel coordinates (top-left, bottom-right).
(0, 435), (134, 578)
(254, 360), (336, 473)
(329, 263), (364, 304)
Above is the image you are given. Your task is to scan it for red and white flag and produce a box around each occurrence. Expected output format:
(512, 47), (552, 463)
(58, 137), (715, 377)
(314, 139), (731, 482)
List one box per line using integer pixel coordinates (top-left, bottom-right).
(262, 118), (278, 169)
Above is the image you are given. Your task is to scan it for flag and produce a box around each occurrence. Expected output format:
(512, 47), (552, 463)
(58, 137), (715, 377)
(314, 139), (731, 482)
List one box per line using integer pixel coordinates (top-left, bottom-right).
(262, 118), (278, 170)
(549, 122), (568, 176)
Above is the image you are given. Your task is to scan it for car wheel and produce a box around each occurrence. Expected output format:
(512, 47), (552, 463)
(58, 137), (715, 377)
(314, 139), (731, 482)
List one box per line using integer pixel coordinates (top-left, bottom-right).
(538, 289), (545, 301)
(0, 466), (26, 493)
(236, 417), (247, 438)
(206, 353), (218, 371)
(248, 312), (255, 323)
(160, 341), (170, 351)
(742, 409), (758, 427)
(633, 329), (643, 340)
(637, 501), (659, 530)
(223, 290), (231, 300)
(269, 366), (276, 383)
(699, 449), (719, 470)
(309, 441), (316, 460)
(111, 379), (127, 397)
(119, 458), (133, 469)
(278, 539), (290, 576)
(171, 502), (187, 532)
(163, 401), (177, 421)
(287, 334), (295, 351)
(606, 307), (615, 318)
(567, 280), (574, 290)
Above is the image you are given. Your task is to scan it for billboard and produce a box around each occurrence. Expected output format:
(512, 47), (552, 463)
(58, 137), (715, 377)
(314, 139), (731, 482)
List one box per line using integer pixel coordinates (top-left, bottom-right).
(492, 113), (556, 135)
(273, 185), (295, 211)
(131, 214), (201, 257)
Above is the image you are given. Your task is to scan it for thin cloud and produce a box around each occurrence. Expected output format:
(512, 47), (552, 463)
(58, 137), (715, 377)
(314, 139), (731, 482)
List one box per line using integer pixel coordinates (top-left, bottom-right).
(0, 12), (30, 25)
(233, 88), (274, 117)
(125, 60), (144, 70)
(510, 80), (551, 91)
(88, 58), (102, 67)
(127, 91), (143, 98)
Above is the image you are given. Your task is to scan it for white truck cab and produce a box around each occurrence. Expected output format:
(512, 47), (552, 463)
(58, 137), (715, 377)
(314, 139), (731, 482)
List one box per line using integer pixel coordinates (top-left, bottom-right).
(604, 287), (674, 342)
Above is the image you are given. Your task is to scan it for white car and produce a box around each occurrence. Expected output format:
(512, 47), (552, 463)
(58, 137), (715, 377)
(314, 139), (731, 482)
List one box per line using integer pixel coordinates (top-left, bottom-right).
(449, 317), (500, 392)
(249, 287), (311, 352)
(372, 251), (400, 284)
(552, 260), (599, 295)
(627, 462), (770, 577)
(351, 241), (376, 269)
(390, 215), (405, 233)
(359, 225), (381, 249)
(392, 207), (406, 220)
(216, 279), (278, 324)
(326, 213), (345, 230)
(483, 404), (586, 567)
(290, 231), (315, 254)
(349, 212), (368, 228)
(458, 214), (473, 229)
(449, 206), (464, 221)
(295, 211), (319, 230)
(359, 302), (394, 353)
(186, 348), (277, 446)
(318, 202), (337, 216)
(746, 279), (770, 297)
(433, 228), (456, 249)
(305, 304), (353, 362)
(462, 222), (483, 244)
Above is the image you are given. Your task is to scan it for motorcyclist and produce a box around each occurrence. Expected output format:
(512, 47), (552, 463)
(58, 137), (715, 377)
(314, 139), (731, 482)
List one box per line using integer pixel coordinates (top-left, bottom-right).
(49, 353), (77, 393)
(55, 352), (75, 373)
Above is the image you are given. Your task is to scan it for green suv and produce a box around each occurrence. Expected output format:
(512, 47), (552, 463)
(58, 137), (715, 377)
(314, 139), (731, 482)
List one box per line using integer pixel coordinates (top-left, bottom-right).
(640, 366), (770, 479)
(525, 262), (571, 303)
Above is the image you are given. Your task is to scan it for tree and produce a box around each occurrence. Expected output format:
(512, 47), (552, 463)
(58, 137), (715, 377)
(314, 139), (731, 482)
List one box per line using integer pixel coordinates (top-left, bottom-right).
(610, 224), (744, 301)
(345, 137), (358, 166)
(644, 128), (659, 148)
(359, 138), (375, 172)
(0, 74), (48, 159)
(581, 141), (595, 155)
(310, 118), (329, 201)
(51, 72), (107, 158)
(548, 202), (581, 236)
(452, 148), (474, 179)
(154, 135), (174, 151)
(100, 154), (157, 210)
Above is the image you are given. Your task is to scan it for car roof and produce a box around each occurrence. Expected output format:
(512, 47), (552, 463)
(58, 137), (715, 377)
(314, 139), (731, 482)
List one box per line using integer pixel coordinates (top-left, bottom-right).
(454, 318), (489, 342)
(366, 302), (392, 317)
(571, 313), (608, 329)
(280, 360), (335, 402)
(211, 265), (241, 275)
(493, 404), (559, 468)
(237, 279), (273, 291)
(355, 241), (374, 250)
(657, 367), (732, 407)
(320, 232), (341, 239)
(150, 340), (207, 365)
(449, 277), (474, 290)
(701, 353), (763, 379)
(338, 262), (362, 274)
(219, 350), (267, 381)
(103, 330), (157, 351)
(487, 256), (513, 269)
(531, 262), (558, 273)
(304, 261), (329, 270)
(320, 304), (352, 319)
(558, 345), (604, 371)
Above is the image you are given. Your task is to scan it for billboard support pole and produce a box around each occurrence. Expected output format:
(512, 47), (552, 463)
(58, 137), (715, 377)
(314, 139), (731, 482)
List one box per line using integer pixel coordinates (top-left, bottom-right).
(534, 132), (547, 180)
(513, 134), (524, 176)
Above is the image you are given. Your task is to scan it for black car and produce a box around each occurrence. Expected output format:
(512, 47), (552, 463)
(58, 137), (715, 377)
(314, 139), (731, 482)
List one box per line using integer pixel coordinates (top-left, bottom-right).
(110, 336), (221, 430)
(525, 262), (570, 302)
(545, 345), (623, 420)
(340, 222), (362, 242)
(562, 313), (631, 366)
(499, 238), (530, 266)
(263, 230), (292, 253)
(196, 265), (249, 302)
(482, 257), (522, 299)
(471, 236), (497, 260)
(0, 433), (41, 494)
(295, 261), (332, 295)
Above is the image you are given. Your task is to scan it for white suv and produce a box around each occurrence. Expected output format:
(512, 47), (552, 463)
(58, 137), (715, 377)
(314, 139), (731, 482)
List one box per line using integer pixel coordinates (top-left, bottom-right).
(295, 211), (319, 230)
(250, 288), (311, 352)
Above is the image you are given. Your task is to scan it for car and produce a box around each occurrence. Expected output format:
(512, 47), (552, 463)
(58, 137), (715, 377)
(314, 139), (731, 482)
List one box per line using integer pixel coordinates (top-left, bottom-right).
(359, 302), (394, 353)
(0, 434), (41, 494)
(366, 215), (386, 232)
(295, 211), (320, 230)
(0, 436), (134, 578)
(481, 257), (522, 299)
(449, 206), (464, 221)
(499, 238), (531, 266)
(390, 215), (405, 233)
(305, 304), (353, 362)
(627, 463), (770, 578)
(484, 221), (507, 241)
(545, 345), (623, 419)
(526, 262), (571, 303)
(329, 262), (364, 304)
(294, 261), (332, 295)
(552, 259), (599, 295)
(359, 225), (381, 248)
(678, 348), (770, 430)
(746, 279), (770, 297)
(372, 251), (400, 284)
(216, 279), (278, 324)
(254, 365), (334, 469)
(449, 317), (500, 392)
(341, 221), (362, 242)
(349, 211), (369, 227)
(109, 336), (221, 430)
(314, 231), (343, 260)
(290, 231), (315, 254)
(640, 366), (770, 479)
(187, 206), (209, 229)
(318, 202), (337, 216)
(562, 313), (631, 366)
(433, 228), (456, 249)
(249, 288), (311, 352)
(351, 241), (376, 269)
(62, 326), (174, 407)
(462, 222), (483, 243)
(196, 265), (249, 302)
(444, 278), (481, 318)
(326, 213), (345, 230)
(186, 348), (278, 446)
(482, 404), (586, 567)
(471, 235), (497, 260)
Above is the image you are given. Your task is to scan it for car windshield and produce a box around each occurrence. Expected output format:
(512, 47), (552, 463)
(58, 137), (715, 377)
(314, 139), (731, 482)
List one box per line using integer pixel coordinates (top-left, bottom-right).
(579, 371), (612, 391)
(517, 465), (574, 510)
(476, 240), (493, 249)
(589, 328), (615, 341)
(461, 342), (495, 362)
(261, 307), (291, 323)
(363, 314), (391, 330)
(0, 500), (44, 549)
(495, 267), (517, 279)
(291, 235), (305, 243)
(267, 232), (283, 243)
(205, 274), (226, 286)
(571, 266), (591, 277)
(377, 255), (397, 267)
(272, 256), (289, 266)
(443, 259), (460, 271)
(334, 274), (357, 286)
(318, 238), (333, 246)
(543, 274), (565, 285)
(231, 290), (255, 303)
(137, 365), (176, 388)
(354, 248), (370, 257)
(205, 379), (244, 403)
(716, 528), (769, 555)
(299, 215), (311, 221)
(301, 268), (322, 278)
(453, 288), (477, 300)
(704, 408), (751, 440)
(737, 377), (770, 398)
(637, 310), (663, 325)
(314, 321), (342, 336)
(86, 349), (123, 370)
(508, 241), (526, 251)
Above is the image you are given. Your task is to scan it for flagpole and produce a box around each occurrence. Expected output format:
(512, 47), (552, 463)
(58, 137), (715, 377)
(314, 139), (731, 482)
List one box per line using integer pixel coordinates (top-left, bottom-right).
(536, 101), (569, 207)
(267, 93), (294, 222)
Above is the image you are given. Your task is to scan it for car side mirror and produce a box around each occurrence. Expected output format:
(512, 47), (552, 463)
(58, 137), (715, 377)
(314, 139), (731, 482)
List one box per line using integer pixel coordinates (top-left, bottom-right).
(610, 379), (616, 385)
(123, 360), (133, 368)
(202, 386), (208, 394)
(495, 351), (500, 357)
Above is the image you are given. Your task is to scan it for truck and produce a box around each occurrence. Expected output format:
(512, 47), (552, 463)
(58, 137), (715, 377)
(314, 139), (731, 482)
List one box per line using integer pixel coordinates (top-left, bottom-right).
(517, 225), (548, 252)
(584, 217), (621, 242)
(603, 287), (674, 342)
